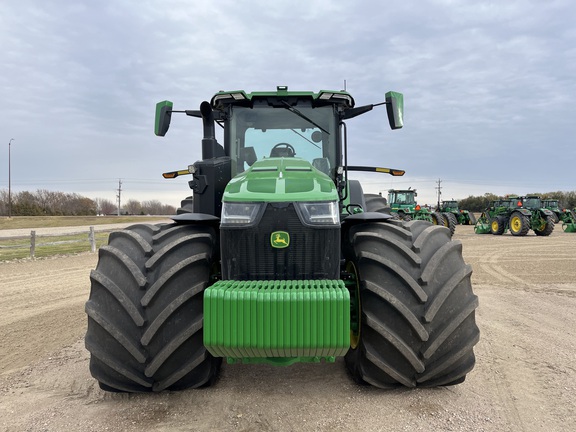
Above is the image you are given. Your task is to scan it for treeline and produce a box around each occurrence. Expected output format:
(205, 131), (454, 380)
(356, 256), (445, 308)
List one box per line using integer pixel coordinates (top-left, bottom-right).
(0, 189), (176, 216)
(458, 191), (576, 212)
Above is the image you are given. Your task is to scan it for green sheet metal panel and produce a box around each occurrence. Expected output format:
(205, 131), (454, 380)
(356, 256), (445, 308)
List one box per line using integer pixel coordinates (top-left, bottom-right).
(204, 280), (350, 359)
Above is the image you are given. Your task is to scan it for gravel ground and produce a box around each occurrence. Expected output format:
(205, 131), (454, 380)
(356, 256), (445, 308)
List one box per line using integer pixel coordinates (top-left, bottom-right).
(0, 224), (575, 431)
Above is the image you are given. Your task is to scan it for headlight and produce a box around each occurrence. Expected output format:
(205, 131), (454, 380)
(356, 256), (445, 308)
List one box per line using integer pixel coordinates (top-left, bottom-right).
(295, 201), (339, 226)
(221, 202), (264, 226)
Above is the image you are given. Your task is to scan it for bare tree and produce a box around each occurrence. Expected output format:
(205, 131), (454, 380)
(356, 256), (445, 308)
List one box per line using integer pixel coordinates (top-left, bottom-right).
(161, 204), (176, 215)
(0, 190), (7, 215)
(141, 200), (164, 215)
(124, 199), (143, 215)
(0, 189), (177, 216)
(95, 198), (116, 215)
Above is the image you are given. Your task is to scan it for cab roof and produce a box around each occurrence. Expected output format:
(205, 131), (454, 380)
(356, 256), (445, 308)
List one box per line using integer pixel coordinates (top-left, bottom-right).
(210, 86), (355, 110)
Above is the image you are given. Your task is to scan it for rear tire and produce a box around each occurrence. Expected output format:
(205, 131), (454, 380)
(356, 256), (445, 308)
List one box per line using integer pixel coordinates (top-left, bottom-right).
(344, 220), (479, 388)
(85, 222), (222, 392)
(364, 194), (391, 214)
(430, 212), (444, 226)
(551, 213), (560, 224)
(398, 212), (412, 221)
(176, 196), (194, 214)
(442, 212), (457, 237)
(509, 212), (529, 236)
(534, 215), (554, 236)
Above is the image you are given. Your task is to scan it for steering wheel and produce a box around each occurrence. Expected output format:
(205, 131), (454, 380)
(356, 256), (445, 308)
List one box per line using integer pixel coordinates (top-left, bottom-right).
(270, 143), (296, 158)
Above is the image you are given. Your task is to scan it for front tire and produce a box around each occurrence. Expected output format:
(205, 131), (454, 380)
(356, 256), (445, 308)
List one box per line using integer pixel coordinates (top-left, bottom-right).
(344, 220), (479, 388)
(490, 216), (506, 235)
(85, 223), (222, 392)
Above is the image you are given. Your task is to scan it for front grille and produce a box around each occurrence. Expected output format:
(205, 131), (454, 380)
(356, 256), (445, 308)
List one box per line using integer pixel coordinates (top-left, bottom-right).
(220, 203), (340, 280)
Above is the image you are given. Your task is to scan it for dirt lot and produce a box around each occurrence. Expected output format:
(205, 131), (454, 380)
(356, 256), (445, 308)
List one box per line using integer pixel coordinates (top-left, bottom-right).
(1, 224), (575, 431)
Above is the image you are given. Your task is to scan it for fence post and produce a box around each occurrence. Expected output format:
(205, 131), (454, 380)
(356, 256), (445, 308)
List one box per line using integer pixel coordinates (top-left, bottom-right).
(30, 230), (36, 258)
(89, 226), (96, 253)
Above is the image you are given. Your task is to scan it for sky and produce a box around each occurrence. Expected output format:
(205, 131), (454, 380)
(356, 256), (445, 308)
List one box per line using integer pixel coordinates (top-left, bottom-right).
(1, 0), (575, 208)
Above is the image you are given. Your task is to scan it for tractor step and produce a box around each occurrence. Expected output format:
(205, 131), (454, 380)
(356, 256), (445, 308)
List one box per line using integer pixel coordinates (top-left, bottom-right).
(204, 280), (350, 361)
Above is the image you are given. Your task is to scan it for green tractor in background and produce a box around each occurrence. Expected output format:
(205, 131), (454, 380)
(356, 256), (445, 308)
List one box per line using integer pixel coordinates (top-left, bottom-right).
(474, 198), (514, 234)
(84, 86), (478, 393)
(475, 195), (555, 236)
(542, 199), (563, 223)
(542, 199), (576, 232)
(387, 189), (454, 234)
(520, 195), (555, 236)
(438, 200), (477, 226)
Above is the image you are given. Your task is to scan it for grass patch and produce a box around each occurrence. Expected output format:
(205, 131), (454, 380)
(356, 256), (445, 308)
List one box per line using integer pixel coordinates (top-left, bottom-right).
(0, 232), (112, 261)
(0, 215), (169, 230)
(0, 216), (171, 261)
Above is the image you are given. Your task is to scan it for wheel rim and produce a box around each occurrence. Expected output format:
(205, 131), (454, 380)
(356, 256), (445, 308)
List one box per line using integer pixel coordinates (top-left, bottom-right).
(510, 216), (522, 233)
(345, 261), (361, 349)
(491, 220), (499, 232)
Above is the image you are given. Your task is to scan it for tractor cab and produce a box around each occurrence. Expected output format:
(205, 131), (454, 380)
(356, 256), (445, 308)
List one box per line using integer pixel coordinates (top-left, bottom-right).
(156, 87), (404, 218)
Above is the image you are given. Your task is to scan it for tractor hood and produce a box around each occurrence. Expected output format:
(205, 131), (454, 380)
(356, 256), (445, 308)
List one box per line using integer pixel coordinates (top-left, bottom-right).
(223, 158), (337, 203)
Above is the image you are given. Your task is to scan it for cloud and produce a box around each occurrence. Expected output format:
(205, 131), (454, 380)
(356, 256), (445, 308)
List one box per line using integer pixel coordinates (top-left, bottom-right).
(0, 0), (575, 208)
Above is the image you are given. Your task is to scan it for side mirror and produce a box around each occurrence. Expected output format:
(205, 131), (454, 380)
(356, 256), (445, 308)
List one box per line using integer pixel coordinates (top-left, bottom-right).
(385, 91), (404, 130)
(155, 100), (173, 136)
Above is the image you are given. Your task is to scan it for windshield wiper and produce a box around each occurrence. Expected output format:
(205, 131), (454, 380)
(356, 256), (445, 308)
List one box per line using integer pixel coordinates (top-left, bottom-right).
(280, 100), (330, 134)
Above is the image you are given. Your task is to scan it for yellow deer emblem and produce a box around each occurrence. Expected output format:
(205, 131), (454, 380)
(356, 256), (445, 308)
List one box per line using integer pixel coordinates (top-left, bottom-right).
(271, 231), (290, 248)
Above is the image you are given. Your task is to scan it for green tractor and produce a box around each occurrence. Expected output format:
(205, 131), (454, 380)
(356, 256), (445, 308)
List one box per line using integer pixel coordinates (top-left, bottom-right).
(474, 198), (511, 234)
(520, 195), (555, 236)
(85, 86), (479, 392)
(542, 199), (576, 232)
(475, 195), (554, 236)
(438, 200), (477, 226)
(542, 199), (562, 223)
(387, 188), (451, 230)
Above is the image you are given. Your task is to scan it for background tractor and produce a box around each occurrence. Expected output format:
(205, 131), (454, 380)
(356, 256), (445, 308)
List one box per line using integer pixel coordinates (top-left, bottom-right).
(84, 86), (479, 393)
(387, 189), (454, 234)
(542, 199), (562, 223)
(475, 196), (554, 236)
(438, 200), (477, 226)
(520, 195), (555, 236)
(542, 199), (576, 232)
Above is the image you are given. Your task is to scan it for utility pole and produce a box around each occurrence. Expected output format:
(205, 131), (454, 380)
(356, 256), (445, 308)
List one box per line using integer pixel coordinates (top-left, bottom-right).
(116, 179), (122, 216)
(435, 178), (442, 209)
(8, 138), (14, 218)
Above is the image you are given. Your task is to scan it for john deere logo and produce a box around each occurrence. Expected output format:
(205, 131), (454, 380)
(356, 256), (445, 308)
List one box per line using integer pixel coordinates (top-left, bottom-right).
(271, 231), (290, 248)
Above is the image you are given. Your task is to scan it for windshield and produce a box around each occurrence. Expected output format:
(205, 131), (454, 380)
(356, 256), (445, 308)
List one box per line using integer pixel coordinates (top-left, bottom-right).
(523, 198), (541, 208)
(391, 191), (415, 205)
(227, 105), (338, 177)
